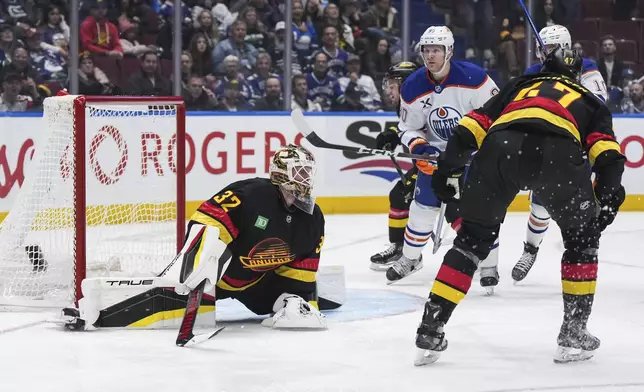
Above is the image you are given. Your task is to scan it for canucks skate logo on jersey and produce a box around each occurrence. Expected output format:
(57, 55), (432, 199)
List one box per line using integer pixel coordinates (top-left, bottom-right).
(428, 106), (463, 141)
(239, 238), (295, 271)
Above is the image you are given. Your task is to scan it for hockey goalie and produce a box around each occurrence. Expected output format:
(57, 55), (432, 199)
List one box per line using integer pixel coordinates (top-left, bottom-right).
(63, 144), (342, 332)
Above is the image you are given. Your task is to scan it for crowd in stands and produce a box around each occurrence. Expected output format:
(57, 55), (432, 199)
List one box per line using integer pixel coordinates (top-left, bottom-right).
(0, 0), (643, 114)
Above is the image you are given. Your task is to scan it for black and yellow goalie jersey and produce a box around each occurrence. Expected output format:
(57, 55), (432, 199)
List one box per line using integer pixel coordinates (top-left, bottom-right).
(189, 178), (325, 303)
(442, 72), (625, 192)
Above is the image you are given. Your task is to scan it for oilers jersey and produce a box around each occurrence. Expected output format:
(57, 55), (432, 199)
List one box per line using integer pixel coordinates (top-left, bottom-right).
(398, 60), (499, 153)
(524, 58), (607, 101)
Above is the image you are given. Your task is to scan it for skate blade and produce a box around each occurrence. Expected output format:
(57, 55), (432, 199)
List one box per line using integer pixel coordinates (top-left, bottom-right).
(370, 262), (393, 271)
(386, 264), (424, 285)
(414, 347), (441, 366)
(484, 286), (495, 296)
(553, 347), (595, 364)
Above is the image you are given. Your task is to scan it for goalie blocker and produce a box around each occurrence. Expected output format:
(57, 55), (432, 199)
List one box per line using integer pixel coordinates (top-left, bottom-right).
(64, 145), (344, 331)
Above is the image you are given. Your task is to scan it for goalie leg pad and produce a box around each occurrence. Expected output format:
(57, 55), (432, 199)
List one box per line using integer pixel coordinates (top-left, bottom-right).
(261, 293), (328, 329)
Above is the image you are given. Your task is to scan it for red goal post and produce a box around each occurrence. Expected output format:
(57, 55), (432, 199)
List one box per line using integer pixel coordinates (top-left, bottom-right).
(0, 95), (186, 309)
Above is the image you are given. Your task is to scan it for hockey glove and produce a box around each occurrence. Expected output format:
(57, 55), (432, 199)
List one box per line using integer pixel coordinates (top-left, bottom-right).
(409, 139), (437, 175)
(432, 153), (464, 203)
(596, 185), (625, 232)
(376, 126), (401, 151)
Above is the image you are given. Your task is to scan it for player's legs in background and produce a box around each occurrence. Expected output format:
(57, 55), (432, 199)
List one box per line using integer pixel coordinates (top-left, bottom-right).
(371, 168), (417, 270)
(386, 170), (440, 283)
(533, 138), (600, 363)
(512, 192), (551, 282)
(415, 131), (520, 365)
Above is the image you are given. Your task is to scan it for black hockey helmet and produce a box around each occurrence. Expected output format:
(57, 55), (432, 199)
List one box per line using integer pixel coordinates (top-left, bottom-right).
(541, 45), (583, 81)
(382, 61), (418, 90)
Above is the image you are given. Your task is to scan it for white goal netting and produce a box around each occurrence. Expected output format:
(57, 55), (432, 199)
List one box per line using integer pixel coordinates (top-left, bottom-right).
(0, 96), (184, 308)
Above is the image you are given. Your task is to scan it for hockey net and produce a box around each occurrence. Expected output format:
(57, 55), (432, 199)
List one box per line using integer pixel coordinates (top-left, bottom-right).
(0, 95), (186, 308)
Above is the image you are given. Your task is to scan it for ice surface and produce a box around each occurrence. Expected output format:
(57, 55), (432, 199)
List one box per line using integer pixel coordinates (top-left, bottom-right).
(1, 213), (644, 392)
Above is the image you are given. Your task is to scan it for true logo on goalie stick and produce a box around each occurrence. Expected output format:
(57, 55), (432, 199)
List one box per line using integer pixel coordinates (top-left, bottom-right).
(105, 279), (154, 286)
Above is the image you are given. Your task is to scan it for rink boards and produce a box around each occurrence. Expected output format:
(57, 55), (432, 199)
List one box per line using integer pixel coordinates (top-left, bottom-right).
(1, 112), (644, 222)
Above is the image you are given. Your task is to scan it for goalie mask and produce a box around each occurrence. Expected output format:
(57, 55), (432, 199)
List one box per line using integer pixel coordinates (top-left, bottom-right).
(270, 144), (317, 214)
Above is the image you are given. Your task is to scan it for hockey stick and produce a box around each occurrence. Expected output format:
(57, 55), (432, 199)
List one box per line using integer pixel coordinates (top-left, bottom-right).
(176, 280), (225, 347)
(431, 203), (447, 254)
(517, 0), (548, 60)
(291, 109), (439, 161)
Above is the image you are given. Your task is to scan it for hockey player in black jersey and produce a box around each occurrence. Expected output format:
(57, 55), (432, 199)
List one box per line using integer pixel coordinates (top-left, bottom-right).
(413, 47), (625, 365)
(63, 144), (329, 331)
(369, 61), (419, 270)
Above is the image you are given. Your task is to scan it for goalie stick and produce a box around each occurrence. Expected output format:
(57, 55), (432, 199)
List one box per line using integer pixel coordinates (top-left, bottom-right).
(176, 280), (225, 347)
(291, 109), (439, 161)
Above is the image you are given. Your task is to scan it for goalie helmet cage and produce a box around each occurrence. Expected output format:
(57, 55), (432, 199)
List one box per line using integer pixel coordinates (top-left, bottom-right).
(0, 95), (186, 309)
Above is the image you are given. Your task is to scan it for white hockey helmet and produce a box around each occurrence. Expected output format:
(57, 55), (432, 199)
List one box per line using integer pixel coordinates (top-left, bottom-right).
(537, 25), (572, 59)
(419, 26), (454, 74)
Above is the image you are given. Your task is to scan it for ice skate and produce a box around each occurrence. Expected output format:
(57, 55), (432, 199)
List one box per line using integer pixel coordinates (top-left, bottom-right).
(554, 327), (600, 364)
(479, 266), (499, 295)
(370, 242), (403, 271)
(386, 254), (423, 284)
(512, 242), (539, 282)
(414, 301), (448, 366)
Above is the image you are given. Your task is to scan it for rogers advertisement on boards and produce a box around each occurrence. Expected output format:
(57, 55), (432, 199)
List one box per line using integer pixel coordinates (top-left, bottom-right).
(1, 115), (643, 213)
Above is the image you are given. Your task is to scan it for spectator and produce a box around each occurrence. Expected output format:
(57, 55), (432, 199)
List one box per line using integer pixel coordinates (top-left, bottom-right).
(214, 55), (253, 101)
(230, 0), (282, 31)
(268, 21), (302, 75)
(338, 54), (381, 111)
(535, 0), (561, 29)
(191, 0), (216, 23)
(555, 0), (581, 24)
(253, 77), (283, 110)
(189, 32), (216, 84)
(0, 1), (37, 25)
(194, 9), (220, 49)
(497, 19), (521, 83)
(24, 33), (67, 82)
(159, 0), (191, 23)
(124, 50), (172, 96)
(598, 35), (625, 89)
(306, 52), (344, 111)
(319, 3), (355, 52)
(121, 25), (157, 57)
(80, 0), (123, 59)
(212, 20), (258, 76)
(360, 0), (400, 41)
(39, 5), (70, 46)
(247, 52), (280, 103)
(215, 79), (253, 111)
(184, 75), (218, 110)
(156, 12), (194, 59)
(305, 0), (324, 30)
(340, 0), (361, 49)
(572, 41), (584, 57)
(119, 0), (160, 35)
(292, 1), (318, 66)
(621, 82), (644, 114)
(180, 51), (193, 88)
(240, 6), (268, 51)
(365, 38), (392, 91)
(0, 72), (36, 112)
(0, 24), (16, 63)
(75, 51), (115, 95)
(291, 73), (322, 112)
(0, 47), (42, 102)
(212, 3), (238, 37)
(312, 25), (349, 79)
